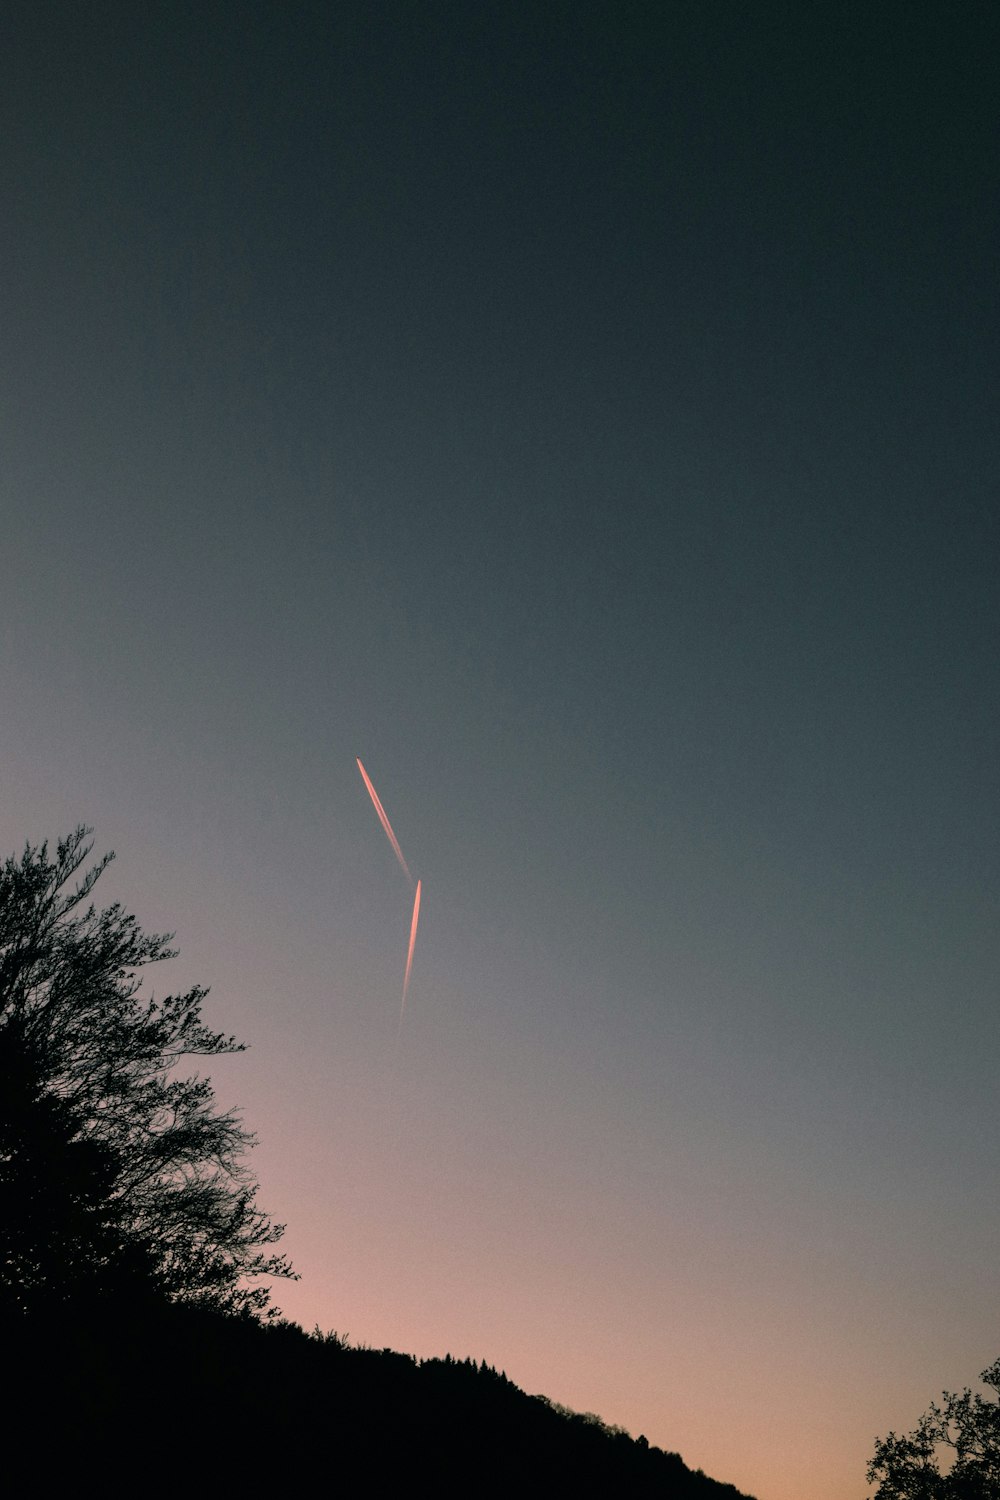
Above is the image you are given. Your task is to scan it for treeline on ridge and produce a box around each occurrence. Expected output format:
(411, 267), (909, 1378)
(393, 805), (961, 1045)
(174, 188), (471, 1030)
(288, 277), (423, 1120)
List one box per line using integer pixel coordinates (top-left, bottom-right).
(1, 829), (755, 1496)
(5, 1300), (756, 1496)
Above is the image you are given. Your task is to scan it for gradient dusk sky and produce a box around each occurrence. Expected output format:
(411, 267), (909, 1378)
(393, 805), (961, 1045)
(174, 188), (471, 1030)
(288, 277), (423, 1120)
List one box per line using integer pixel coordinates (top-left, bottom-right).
(2, 6), (998, 1496)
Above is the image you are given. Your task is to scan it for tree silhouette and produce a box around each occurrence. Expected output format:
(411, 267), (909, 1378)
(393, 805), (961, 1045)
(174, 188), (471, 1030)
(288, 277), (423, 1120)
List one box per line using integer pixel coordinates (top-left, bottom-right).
(0, 1023), (145, 1309)
(0, 827), (293, 1316)
(868, 1359), (1000, 1498)
(1, 831), (761, 1500)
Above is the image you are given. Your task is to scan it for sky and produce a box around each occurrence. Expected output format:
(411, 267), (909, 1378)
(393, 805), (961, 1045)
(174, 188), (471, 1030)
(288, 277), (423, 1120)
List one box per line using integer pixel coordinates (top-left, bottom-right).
(2, 4), (998, 1495)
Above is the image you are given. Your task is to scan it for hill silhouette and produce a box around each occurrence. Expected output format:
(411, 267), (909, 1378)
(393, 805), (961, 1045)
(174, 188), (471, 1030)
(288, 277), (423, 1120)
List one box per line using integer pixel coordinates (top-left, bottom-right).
(1, 833), (755, 1495)
(6, 1296), (756, 1497)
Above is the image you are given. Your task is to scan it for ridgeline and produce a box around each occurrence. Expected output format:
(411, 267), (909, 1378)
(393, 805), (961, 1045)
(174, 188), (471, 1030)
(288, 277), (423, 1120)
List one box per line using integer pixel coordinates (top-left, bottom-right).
(7, 1299), (756, 1496)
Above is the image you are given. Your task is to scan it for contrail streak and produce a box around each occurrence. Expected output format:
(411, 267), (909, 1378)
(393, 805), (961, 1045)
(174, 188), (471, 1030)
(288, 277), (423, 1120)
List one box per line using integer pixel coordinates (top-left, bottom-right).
(356, 757), (413, 884)
(399, 878), (421, 1024)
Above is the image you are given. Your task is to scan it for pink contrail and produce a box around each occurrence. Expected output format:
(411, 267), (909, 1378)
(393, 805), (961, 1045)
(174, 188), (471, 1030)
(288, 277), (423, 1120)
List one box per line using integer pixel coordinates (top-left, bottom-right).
(399, 878), (421, 1023)
(356, 757), (413, 884)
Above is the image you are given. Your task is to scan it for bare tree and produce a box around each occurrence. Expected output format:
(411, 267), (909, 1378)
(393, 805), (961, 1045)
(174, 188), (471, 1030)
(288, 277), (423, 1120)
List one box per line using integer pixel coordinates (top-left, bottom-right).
(0, 828), (294, 1316)
(868, 1360), (1000, 1499)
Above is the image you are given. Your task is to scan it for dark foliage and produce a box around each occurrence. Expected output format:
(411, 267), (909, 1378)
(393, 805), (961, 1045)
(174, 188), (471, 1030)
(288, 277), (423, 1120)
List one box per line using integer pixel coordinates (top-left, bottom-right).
(0, 828), (293, 1316)
(2, 830), (755, 1494)
(3, 1300), (758, 1498)
(0, 1024), (157, 1308)
(868, 1360), (1000, 1499)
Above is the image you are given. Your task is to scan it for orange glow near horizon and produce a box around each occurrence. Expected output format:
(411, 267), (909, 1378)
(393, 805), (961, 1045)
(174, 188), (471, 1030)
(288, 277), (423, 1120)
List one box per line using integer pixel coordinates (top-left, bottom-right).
(356, 757), (413, 885)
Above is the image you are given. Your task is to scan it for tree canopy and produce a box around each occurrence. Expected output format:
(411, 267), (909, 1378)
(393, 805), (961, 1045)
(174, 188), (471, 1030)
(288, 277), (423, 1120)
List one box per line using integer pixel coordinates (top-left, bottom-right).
(0, 827), (293, 1316)
(868, 1359), (1000, 1499)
